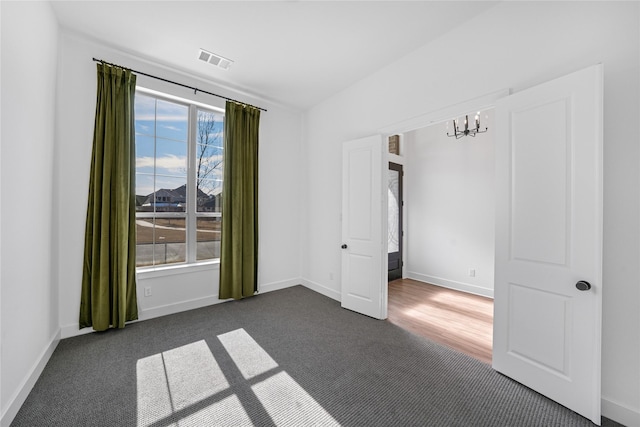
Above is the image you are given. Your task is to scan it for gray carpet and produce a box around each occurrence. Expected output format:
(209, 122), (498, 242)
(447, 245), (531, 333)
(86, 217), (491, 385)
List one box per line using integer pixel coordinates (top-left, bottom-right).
(12, 285), (623, 426)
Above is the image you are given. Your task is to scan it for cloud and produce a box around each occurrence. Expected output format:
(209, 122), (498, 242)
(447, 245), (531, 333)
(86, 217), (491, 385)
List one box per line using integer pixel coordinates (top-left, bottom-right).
(137, 154), (187, 174)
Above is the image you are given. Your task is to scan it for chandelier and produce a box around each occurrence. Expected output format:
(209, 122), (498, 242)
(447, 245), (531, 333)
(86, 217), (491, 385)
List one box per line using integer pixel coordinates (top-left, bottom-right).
(447, 113), (488, 139)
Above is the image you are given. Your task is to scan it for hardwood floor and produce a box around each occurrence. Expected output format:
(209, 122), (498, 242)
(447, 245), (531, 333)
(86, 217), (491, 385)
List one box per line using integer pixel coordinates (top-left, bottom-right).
(387, 278), (493, 365)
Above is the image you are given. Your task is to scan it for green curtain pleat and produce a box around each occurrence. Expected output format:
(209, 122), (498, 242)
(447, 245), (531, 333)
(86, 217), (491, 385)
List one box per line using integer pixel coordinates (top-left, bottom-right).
(79, 64), (138, 331)
(219, 101), (261, 300)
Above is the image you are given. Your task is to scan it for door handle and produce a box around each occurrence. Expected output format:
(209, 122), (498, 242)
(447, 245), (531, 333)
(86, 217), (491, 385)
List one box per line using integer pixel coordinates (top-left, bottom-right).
(575, 280), (591, 291)
(341, 244), (348, 249)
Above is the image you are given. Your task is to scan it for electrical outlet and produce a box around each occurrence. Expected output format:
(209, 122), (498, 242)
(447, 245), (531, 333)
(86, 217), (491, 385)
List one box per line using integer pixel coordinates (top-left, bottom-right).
(469, 268), (476, 277)
(144, 287), (152, 297)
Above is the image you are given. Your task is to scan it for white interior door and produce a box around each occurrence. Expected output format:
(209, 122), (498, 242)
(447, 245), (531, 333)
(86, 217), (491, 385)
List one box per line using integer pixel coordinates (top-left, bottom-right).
(493, 65), (603, 424)
(341, 135), (387, 319)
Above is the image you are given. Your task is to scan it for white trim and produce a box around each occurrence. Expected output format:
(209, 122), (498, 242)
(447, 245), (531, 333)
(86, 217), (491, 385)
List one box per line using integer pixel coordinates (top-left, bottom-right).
(258, 277), (300, 294)
(388, 153), (405, 166)
(301, 278), (341, 302)
(187, 103), (198, 264)
(406, 272), (494, 299)
(60, 323), (95, 339)
(138, 295), (226, 322)
(61, 294), (227, 339)
(137, 86), (225, 114)
(136, 259), (219, 280)
(0, 330), (60, 427)
(602, 396), (640, 427)
(62, 277), (299, 339)
(377, 89), (510, 136)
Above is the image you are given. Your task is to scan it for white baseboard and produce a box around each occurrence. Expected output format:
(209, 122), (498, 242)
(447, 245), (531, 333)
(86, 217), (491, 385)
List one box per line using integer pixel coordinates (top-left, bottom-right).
(258, 277), (300, 294)
(1, 329), (60, 427)
(61, 279), (302, 339)
(602, 396), (640, 427)
(61, 295), (225, 339)
(142, 278), (301, 318)
(60, 323), (97, 339)
(407, 272), (494, 299)
(300, 278), (341, 301)
(138, 295), (225, 322)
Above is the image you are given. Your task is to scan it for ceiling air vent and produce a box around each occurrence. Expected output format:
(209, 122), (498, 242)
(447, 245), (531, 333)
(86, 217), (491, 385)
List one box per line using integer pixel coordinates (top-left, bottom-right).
(198, 49), (233, 70)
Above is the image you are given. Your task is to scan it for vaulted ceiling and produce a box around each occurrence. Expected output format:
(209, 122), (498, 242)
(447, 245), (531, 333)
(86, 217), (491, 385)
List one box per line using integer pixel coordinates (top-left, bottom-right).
(50, 1), (498, 110)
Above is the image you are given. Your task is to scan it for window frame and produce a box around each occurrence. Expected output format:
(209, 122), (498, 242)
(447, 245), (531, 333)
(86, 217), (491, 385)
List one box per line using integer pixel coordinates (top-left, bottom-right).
(135, 88), (224, 271)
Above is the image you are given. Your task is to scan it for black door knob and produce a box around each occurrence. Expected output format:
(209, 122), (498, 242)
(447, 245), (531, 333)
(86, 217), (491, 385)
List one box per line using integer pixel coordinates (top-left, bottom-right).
(341, 244), (348, 249)
(576, 280), (591, 291)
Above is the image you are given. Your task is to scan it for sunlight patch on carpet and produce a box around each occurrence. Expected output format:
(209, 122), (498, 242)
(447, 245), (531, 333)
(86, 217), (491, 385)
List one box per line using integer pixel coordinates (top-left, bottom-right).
(218, 328), (279, 379)
(252, 371), (341, 426)
(136, 330), (341, 426)
(136, 340), (249, 427)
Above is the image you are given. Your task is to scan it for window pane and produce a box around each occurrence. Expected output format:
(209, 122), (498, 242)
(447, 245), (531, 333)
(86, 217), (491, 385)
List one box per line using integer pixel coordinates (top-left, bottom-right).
(154, 176), (187, 213)
(135, 94), (156, 136)
(136, 174), (155, 212)
(196, 217), (221, 261)
(196, 109), (224, 197)
(153, 217), (186, 265)
(197, 109), (223, 149)
(196, 179), (222, 213)
(388, 169), (400, 253)
(135, 135), (155, 175)
(156, 99), (188, 141)
(135, 217), (187, 267)
(136, 216), (155, 267)
(156, 138), (187, 177)
(195, 143), (223, 182)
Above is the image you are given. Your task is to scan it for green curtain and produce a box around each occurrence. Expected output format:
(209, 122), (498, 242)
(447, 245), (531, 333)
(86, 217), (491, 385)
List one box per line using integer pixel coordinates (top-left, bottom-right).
(79, 63), (138, 331)
(219, 101), (261, 300)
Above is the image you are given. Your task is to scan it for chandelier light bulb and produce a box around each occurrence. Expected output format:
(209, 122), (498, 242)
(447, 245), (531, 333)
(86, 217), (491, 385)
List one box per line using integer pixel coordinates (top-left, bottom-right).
(446, 111), (489, 139)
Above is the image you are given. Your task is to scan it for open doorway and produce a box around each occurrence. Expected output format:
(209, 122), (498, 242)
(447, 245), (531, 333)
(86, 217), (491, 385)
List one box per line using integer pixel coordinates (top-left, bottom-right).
(354, 67), (602, 421)
(386, 109), (495, 364)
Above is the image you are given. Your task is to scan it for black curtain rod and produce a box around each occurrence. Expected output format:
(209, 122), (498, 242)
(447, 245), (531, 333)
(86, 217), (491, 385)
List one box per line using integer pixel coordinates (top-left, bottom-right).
(92, 58), (267, 112)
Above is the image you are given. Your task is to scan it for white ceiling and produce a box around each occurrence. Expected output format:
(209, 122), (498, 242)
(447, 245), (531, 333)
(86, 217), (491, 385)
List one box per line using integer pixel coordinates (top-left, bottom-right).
(50, 1), (498, 110)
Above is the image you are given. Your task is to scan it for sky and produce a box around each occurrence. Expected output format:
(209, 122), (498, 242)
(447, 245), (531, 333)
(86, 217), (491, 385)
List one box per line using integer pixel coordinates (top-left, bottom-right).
(135, 93), (224, 200)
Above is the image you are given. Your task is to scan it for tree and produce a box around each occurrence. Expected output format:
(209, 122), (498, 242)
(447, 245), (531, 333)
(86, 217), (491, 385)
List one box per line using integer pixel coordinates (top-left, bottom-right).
(196, 110), (223, 209)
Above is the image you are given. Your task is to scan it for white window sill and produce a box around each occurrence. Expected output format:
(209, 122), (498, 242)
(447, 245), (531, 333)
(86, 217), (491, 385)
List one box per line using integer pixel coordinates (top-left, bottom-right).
(137, 260), (220, 280)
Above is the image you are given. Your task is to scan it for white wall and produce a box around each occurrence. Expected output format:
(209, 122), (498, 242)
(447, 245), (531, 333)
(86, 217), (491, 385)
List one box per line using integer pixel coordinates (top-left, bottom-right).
(0, 1), (60, 425)
(302, 2), (639, 425)
(56, 31), (304, 337)
(404, 112), (495, 297)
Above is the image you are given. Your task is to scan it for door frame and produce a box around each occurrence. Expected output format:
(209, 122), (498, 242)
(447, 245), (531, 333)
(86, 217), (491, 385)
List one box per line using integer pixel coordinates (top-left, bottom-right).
(376, 89), (512, 288)
(369, 90), (507, 321)
(376, 89), (509, 286)
(377, 89), (510, 136)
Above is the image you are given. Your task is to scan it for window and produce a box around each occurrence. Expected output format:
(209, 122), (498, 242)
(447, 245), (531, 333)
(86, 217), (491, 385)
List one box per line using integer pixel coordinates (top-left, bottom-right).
(134, 90), (224, 268)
